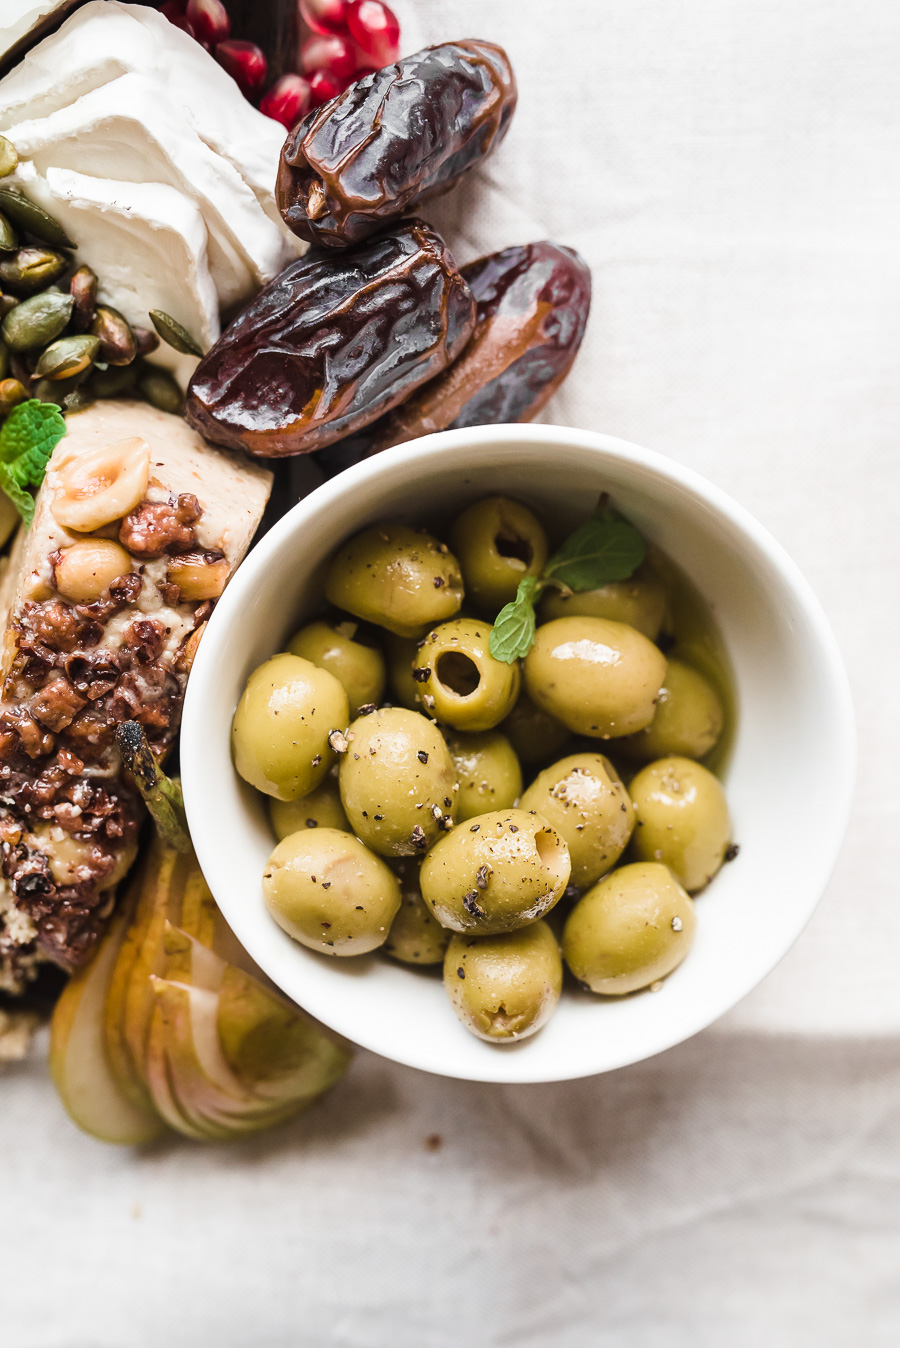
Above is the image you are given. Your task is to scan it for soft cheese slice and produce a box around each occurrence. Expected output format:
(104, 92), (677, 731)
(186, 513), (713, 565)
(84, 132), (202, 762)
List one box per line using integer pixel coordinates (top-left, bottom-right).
(5, 73), (289, 307)
(0, 401), (271, 977)
(10, 161), (218, 382)
(0, 1), (298, 237)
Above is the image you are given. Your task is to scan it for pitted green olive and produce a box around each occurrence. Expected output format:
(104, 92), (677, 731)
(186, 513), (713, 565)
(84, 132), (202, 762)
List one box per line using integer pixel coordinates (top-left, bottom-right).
(446, 730), (523, 822)
(501, 692), (572, 766)
(420, 807), (570, 935)
(448, 496), (548, 613)
(413, 618), (520, 731)
(324, 523), (463, 638)
(338, 707), (458, 857)
(288, 619), (386, 715)
(524, 616), (666, 738)
(538, 565), (668, 640)
(621, 658), (724, 761)
(385, 634), (423, 710)
(520, 752), (634, 888)
(444, 920), (562, 1041)
(562, 861), (696, 994)
(268, 771), (349, 840)
(629, 755), (732, 892)
(384, 859), (451, 965)
(263, 827), (400, 955)
(232, 653), (349, 801)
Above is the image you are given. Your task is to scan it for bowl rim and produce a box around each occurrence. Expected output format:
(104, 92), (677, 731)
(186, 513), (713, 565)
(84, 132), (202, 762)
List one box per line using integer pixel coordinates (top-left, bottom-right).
(181, 423), (856, 1083)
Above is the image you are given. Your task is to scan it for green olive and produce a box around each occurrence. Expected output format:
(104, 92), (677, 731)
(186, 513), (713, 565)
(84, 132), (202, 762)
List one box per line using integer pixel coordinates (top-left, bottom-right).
(287, 619), (385, 715)
(268, 771), (349, 840)
(629, 755), (732, 892)
(448, 496), (548, 613)
(501, 692), (572, 766)
(232, 653), (349, 801)
(413, 618), (520, 732)
(263, 827), (400, 955)
(383, 858), (451, 965)
(446, 730), (523, 822)
(524, 616), (666, 738)
(324, 523), (464, 638)
(443, 921), (562, 1041)
(620, 658), (724, 761)
(385, 634), (423, 710)
(338, 707), (458, 856)
(562, 862), (696, 994)
(538, 565), (668, 640)
(520, 753), (634, 888)
(420, 807), (570, 935)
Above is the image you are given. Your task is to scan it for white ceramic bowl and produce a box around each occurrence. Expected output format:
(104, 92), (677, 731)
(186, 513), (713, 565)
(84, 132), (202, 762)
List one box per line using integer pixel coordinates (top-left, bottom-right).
(181, 425), (854, 1084)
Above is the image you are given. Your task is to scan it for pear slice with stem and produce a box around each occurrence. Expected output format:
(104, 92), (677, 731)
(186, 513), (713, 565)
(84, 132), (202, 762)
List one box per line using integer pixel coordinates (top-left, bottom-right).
(50, 899), (166, 1146)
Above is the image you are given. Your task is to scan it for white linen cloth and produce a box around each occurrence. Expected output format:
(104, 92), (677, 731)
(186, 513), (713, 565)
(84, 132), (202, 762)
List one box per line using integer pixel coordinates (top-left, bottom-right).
(2, 1), (899, 1343)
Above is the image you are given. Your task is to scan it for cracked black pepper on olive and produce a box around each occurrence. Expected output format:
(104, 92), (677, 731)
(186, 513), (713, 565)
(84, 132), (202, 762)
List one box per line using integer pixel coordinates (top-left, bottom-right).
(235, 493), (736, 1045)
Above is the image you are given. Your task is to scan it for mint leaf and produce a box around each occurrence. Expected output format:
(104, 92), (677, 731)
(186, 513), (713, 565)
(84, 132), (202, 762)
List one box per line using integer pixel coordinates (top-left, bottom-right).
(543, 515), (645, 593)
(489, 576), (539, 664)
(0, 400), (66, 527)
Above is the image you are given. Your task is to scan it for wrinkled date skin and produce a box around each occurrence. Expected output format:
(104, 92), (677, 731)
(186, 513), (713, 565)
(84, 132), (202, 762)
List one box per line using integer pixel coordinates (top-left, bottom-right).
(277, 40), (517, 248)
(318, 242), (592, 474)
(185, 219), (476, 458)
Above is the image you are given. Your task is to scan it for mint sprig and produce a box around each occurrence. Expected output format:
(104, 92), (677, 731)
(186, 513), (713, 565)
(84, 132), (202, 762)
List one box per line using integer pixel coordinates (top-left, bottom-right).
(0, 399), (67, 527)
(488, 498), (646, 664)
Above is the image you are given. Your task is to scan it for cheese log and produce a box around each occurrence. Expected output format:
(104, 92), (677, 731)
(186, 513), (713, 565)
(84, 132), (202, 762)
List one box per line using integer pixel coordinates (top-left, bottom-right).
(0, 401), (271, 991)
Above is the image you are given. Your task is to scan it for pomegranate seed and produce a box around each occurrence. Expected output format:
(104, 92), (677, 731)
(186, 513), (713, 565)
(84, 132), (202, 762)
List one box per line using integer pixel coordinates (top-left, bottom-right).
(185, 0), (230, 46)
(346, 0), (399, 67)
(308, 69), (344, 106)
(260, 74), (313, 128)
(214, 40), (268, 96)
(160, 0), (195, 34)
(299, 0), (350, 38)
(300, 34), (357, 82)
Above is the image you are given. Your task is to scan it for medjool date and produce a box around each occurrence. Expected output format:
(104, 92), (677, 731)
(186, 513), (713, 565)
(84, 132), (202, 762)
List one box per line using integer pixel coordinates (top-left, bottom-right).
(318, 242), (591, 474)
(185, 219), (475, 458)
(277, 40), (517, 249)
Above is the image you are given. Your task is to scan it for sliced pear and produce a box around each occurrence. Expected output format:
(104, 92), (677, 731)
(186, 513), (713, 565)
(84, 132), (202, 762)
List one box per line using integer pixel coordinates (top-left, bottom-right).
(50, 904), (166, 1146)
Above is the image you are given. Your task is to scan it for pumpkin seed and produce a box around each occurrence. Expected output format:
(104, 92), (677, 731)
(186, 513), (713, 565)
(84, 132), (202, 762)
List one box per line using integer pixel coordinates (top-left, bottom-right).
(34, 334), (100, 380)
(0, 377), (28, 415)
(0, 189), (73, 249)
(61, 386), (95, 415)
(0, 295), (17, 319)
(0, 139), (17, 180)
(0, 247), (68, 295)
(32, 371), (86, 406)
(149, 309), (203, 357)
(132, 325), (160, 357)
(90, 305), (136, 366)
(138, 366), (184, 414)
(90, 363), (138, 399)
(0, 213), (17, 252)
(70, 265), (97, 332)
(0, 341), (7, 381)
(1, 290), (73, 351)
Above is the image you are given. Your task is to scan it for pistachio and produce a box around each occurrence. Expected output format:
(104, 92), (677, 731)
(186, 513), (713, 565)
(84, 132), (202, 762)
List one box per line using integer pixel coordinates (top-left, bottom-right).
(0, 189), (73, 250)
(90, 305), (136, 366)
(166, 552), (229, 601)
(55, 539), (132, 601)
(148, 309), (203, 357)
(132, 325), (160, 357)
(91, 363), (138, 399)
(0, 213), (16, 253)
(70, 265), (97, 332)
(138, 366), (183, 414)
(35, 334), (100, 380)
(0, 247), (69, 295)
(0, 378), (27, 416)
(51, 436), (151, 532)
(0, 139), (17, 180)
(1, 290), (73, 351)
